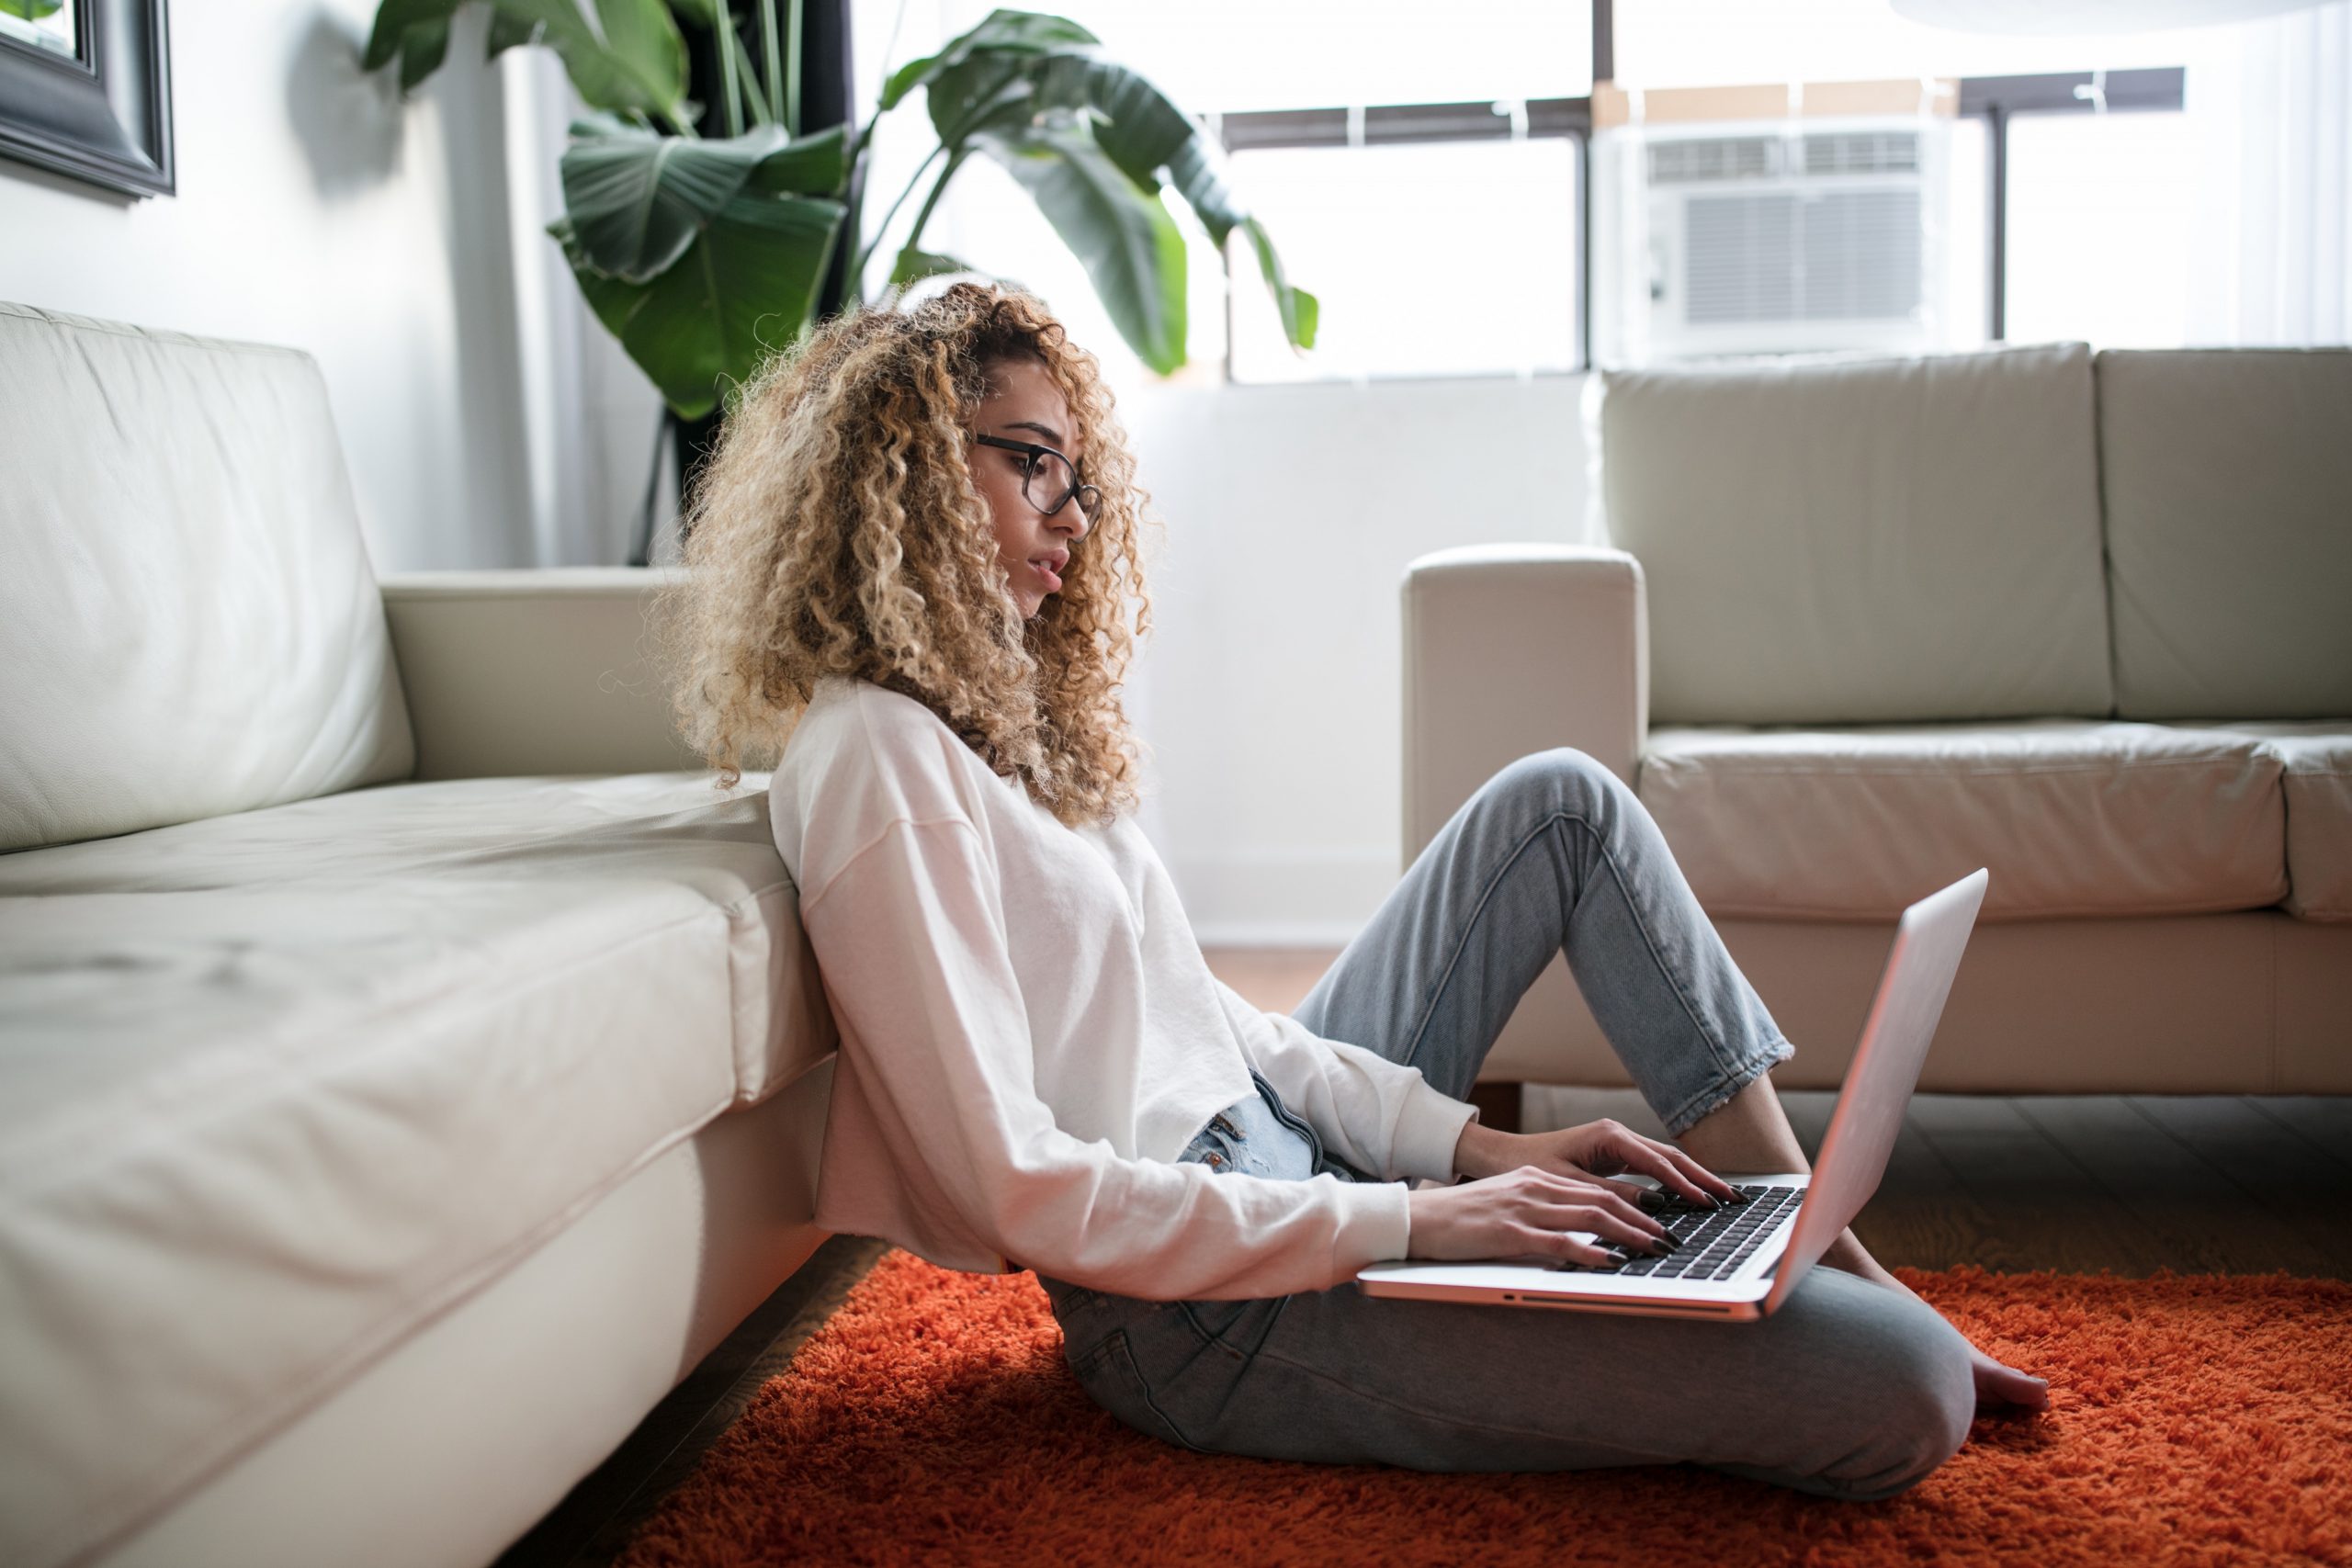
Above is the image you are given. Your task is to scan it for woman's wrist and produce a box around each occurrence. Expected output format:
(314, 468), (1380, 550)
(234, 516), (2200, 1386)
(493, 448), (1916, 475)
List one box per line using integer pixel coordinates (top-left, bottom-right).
(1451, 1120), (1522, 1182)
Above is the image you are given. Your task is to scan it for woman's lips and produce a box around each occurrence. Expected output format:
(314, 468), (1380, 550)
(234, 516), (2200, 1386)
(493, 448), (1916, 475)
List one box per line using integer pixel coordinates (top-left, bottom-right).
(1032, 559), (1062, 592)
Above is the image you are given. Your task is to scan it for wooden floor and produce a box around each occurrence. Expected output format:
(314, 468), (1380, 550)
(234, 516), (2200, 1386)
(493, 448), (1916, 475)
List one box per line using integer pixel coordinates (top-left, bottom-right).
(496, 944), (2352, 1568)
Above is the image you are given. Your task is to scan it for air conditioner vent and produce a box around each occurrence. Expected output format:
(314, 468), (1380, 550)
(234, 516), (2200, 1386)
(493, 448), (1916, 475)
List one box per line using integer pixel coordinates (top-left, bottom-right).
(1647, 136), (1778, 186)
(1802, 130), (1920, 176)
(1685, 188), (1922, 325)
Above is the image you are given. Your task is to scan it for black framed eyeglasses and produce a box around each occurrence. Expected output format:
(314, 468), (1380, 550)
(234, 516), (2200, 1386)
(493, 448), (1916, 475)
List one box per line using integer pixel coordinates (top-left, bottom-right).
(972, 434), (1102, 525)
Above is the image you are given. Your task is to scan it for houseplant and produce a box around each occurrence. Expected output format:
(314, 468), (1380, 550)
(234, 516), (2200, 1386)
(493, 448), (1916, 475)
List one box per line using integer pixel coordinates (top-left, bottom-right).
(361, 0), (1317, 427)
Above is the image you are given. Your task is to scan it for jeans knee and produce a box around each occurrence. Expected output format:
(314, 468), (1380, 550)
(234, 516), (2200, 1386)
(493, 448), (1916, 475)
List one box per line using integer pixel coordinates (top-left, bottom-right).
(1488, 747), (1623, 818)
(1820, 1317), (1975, 1501)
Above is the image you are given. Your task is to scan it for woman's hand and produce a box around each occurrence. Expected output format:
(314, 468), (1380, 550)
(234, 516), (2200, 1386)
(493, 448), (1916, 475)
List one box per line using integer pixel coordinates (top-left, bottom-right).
(1453, 1117), (1743, 1210)
(1407, 1165), (1675, 1268)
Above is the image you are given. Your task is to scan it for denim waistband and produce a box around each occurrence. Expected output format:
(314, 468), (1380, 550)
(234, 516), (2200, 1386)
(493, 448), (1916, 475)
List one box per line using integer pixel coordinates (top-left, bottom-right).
(1176, 1068), (1372, 1184)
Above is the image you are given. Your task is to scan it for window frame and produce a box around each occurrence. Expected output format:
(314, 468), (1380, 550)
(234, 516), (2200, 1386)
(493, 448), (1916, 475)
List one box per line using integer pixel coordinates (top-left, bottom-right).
(1959, 67), (2187, 341)
(1194, 6), (2188, 377)
(1204, 1), (1611, 381)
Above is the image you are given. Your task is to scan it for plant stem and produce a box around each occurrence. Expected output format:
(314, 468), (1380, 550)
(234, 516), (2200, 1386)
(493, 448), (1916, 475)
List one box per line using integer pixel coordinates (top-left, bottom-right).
(717, 4), (742, 137)
(849, 141), (946, 285)
(784, 0), (803, 136)
(723, 23), (775, 128)
(760, 0), (785, 131)
(900, 144), (966, 258)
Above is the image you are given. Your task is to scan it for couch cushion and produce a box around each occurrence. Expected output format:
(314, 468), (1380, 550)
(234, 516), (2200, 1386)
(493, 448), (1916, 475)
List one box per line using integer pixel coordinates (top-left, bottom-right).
(2157, 721), (2352, 922)
(0, 302), (413, 853)
(1637, 720), (2286, 920)
(1597, 342), (2112, 726)
(0, 772), (828, 1105)
(0, 773), (831, 1568)
(2098, 349), (2352, 719)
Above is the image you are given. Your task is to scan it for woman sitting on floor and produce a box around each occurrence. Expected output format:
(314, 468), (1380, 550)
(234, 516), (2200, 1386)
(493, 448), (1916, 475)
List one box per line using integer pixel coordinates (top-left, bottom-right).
(658, 280), (2046, 1504)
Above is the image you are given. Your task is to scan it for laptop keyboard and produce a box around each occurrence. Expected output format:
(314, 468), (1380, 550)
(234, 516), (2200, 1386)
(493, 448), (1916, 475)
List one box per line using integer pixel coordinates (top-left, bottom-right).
(1567, 1183), (1805, 1282)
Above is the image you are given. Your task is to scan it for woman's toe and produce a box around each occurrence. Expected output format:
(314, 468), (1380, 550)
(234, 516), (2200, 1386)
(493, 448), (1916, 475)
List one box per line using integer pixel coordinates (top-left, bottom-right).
(1969, 1347), (2050, 1411)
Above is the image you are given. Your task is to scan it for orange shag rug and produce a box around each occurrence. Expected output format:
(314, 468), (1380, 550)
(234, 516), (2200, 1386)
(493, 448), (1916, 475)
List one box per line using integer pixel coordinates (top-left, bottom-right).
(616, 1250), (2352, 1567)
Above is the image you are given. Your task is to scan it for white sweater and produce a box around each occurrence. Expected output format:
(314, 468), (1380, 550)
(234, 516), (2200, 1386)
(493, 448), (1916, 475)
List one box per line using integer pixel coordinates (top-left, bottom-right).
(766, 674), (1478, 1301)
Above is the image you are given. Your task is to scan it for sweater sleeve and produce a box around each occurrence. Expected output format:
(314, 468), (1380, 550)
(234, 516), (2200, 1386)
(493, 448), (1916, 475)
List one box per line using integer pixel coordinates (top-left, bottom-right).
(1208, 976), (1479, 1187)
(799, 815), (1419, 1301)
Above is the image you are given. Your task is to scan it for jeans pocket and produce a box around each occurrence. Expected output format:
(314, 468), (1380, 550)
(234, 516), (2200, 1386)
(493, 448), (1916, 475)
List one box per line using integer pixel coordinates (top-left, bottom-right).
(1071, 1328), (1205, 1452)
(1176, 1294), (1289, 1359)
(1039, 1274), (1105, 1321)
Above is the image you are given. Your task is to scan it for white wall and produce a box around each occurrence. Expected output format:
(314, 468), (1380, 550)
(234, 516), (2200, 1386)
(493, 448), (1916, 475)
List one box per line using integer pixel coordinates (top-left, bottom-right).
(1116, 372), (1597, 946)
(0, 1), (542, 572)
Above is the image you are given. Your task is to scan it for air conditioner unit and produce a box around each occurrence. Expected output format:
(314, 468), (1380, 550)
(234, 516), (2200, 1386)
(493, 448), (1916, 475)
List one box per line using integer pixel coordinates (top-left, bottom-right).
(1602, 118), (1955, 363)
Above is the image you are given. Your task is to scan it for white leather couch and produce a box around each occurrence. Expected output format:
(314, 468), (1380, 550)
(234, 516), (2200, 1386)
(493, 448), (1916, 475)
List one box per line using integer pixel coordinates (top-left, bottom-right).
(0, 302), (838, 1568)
(1405, 342), (2351, 1100)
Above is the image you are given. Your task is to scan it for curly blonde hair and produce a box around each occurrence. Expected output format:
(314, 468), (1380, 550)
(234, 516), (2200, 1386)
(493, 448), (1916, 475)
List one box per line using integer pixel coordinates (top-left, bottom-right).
(654, 281), (1159, 829)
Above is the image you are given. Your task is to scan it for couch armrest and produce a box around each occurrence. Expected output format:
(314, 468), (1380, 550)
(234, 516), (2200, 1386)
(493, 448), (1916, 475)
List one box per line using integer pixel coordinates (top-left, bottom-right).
(1400, 544), (1649, 867)
(379, 569), (706, 781)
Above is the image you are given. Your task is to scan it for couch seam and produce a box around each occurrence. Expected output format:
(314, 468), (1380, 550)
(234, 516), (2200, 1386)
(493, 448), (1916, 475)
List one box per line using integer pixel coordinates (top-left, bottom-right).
(0, 897), (741, 1195)
(1642, 757), (2278, 777)
(0, 306), (311, 360)
(2268, 914), (2281, 1092)
(1690, 896), (2312, 922)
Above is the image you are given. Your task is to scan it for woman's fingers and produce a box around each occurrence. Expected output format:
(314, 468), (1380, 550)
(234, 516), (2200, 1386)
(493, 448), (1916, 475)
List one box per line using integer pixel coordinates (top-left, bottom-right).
(1549, 1230), (1626, 1267)
(1571, 1120), (1742, 1204)
(1513, 1224), (1641, 1268)
(1553, 1172), (1668, 1234)
(1530, 1164), (1665, 1227)
(1527, 1187), (1668, 1247)
(1613, 1135), (1742, 1205)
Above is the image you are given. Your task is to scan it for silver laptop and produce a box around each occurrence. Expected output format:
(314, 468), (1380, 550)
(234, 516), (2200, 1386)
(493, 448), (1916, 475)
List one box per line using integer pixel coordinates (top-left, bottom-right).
(1357, 867), (1989, 1322)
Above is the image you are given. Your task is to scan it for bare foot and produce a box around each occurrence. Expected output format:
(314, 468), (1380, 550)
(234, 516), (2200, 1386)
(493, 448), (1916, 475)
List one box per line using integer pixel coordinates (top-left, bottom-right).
(1964, 1342), (2052, 1410)
(1823, 1232), (2050, 1413)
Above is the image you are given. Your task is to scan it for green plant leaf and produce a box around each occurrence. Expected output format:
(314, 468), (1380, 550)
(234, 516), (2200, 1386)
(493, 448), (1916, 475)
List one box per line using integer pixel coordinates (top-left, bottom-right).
(743, 122), (849, 197)
(889, 246), (973, 288)
(561, 121), (790, 281)
(560, 120), (848, 283)
(500, 0), (686, 119)
(548, 216), (643, 343)
(878, 6), (1098, 113)
(483, 8), (541, 57)
(0, 0), (66, 19)
(914, 30), (1317, 356)
(399, 17), (454, 89)
(552, 189), (846, 420)
(361, 0), (462, 84)
(364, 0), (687, 122)
(972, 117), (1186, 375)
(1240, 215), (1318, 350)
(1023, 53), (1193, 193)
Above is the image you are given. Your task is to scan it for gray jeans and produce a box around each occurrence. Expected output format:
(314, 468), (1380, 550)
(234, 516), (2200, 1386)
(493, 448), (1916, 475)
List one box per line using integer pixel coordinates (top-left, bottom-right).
(1038, 749), (1977, 1501)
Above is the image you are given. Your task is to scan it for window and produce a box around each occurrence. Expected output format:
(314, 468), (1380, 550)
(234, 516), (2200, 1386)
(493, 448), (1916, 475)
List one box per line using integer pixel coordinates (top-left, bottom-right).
(1226, 130), (1584, 381)
(850, 0), (1597, 387)
(852, 0), (2333, 385)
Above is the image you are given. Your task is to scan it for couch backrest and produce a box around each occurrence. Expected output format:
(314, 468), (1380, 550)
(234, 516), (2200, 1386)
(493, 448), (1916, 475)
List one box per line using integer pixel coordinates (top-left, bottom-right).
(0, 303), (413, 853)
(1596, 341), (2113, 726)
(2097, 347), (2352, 720)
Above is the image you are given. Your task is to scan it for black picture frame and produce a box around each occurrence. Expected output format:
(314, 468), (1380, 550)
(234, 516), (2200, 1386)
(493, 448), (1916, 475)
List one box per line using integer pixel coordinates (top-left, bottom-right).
(0, 0), (173, 198)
